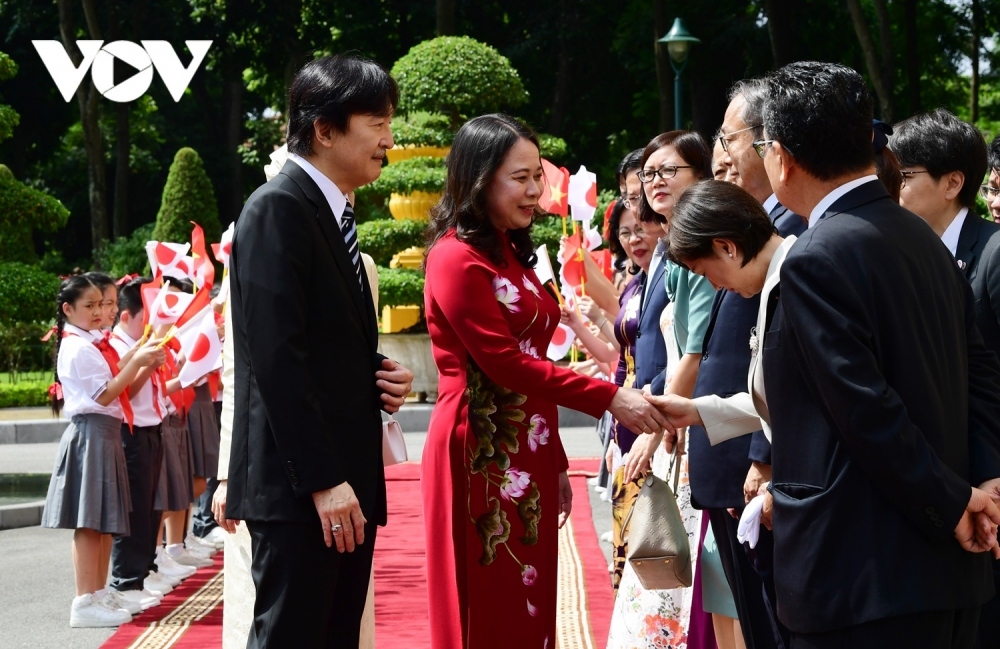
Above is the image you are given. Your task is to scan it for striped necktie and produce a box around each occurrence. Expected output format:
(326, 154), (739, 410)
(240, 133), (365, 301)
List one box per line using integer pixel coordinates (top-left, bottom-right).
(340, 203), (363, 290)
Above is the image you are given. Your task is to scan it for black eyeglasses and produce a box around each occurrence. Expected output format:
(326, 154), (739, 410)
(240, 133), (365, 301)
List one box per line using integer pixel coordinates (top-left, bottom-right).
(637, 166), (692, 183)
(620, 193), (642, 209)
(751, 140), (774, 159)
(900, 170), (930, 188)
(617, 226), (649, 240)
(981, 185), (1000, 201)
(718, 124), (762, 153)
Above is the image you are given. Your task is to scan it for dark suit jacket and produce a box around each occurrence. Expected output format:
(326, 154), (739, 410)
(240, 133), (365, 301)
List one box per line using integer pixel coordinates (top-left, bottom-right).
(688, 202), (806, 509)
(764, 180), (1000, 633)
(957, 212), (1000, 361)
(635, 259), (670, 395)
(227, 161), (388, 526)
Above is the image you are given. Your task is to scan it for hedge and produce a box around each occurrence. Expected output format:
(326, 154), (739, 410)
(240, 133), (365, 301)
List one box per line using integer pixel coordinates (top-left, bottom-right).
(0, 169), (70, 264)
(377, 266), (425, 309)
(391, 36), (528, 125)
(0, 381), (49, 408)
(357, 218), (427, 267)
(0, 262), (62, 325)
(392, 111), (454, 148)
(368, 156), (446, 196)
(153, 147), (221, 245)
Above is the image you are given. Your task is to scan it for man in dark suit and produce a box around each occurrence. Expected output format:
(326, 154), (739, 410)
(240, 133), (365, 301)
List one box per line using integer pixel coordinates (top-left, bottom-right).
(758, 61), (1000, 648)
(691, 77), (806, 649)
(890, 108), (1000, 649)
(227, 55), (413, 648)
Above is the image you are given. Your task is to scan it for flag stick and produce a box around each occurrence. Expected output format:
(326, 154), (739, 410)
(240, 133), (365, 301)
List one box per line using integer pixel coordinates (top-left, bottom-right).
(547, 282), (565, 307)
(156, 325), (178, 349)
(561, 215), (568, 237)
(572, 221), (588, 296)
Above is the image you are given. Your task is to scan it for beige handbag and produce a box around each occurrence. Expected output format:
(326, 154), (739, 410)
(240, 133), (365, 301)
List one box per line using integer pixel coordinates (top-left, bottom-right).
(621, 450), (692, 590)
(382, 415), (408, 466)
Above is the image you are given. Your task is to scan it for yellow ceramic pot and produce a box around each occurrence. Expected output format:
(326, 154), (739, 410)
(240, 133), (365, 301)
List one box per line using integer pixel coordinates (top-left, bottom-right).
(389, 191), (442, 220)
(385, 145), (450, 164)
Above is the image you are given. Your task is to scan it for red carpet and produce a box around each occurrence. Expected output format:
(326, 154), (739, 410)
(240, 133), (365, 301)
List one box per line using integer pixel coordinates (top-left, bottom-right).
(100, 459), (611, 648)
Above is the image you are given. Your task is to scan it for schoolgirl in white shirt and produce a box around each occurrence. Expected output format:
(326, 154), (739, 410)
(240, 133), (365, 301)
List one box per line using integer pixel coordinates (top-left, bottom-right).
(41, 275), (163, 628)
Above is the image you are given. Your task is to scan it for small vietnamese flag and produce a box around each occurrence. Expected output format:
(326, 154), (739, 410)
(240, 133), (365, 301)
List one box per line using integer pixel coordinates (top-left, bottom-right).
(190, 222), (216, 290)
(173, 285), (212, 331)
(538, 159), (569, 216)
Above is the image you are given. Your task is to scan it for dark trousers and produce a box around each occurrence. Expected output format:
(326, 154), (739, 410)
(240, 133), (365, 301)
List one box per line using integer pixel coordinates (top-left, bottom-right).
(110, 424), (163, 592)
(246, 519), (377, 649)
(791, 607), (980, 649)
(974, 561), (1000, 649)
(708, 507), (787, 649)
(192, 401), (223, 538)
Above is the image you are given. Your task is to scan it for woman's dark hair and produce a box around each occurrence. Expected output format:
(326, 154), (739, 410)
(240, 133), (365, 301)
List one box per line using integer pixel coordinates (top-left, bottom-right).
(763, 62), (874, 181)
(286, 54), (399, 156)
(889, 108), (987, 209)
(425, 113), (540, 269)
(51, 274), (102, 415)
(162, 274), (194, 294)
(637, 131), (713, 225)
(989, 133), (1000, 174)
(615, 148), (644, 188)
(605, 199), (633, 273)
(875, 146), (902, 203)
(667, 180), (776, 267)
(118, 276), (152, 318)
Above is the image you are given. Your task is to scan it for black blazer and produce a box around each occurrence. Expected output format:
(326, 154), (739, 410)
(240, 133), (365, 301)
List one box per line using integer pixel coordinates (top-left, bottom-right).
(687, 203), (806, 509)
(227, 161), (388, 526)
(764, 179), (1000, 632)
(635, 260), (670, 395)
(957, 212), (1000, 361)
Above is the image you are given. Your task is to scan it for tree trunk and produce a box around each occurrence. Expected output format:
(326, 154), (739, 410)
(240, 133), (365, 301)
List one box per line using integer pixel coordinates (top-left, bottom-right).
(222, 80), (243, 224)
(58, 0), (108, 254)
(653, 0), (673, 133)
(113, 103), (129, 239)
(872, 0), (894, 119)
(903, 0), (920, 114)
(436, 0), (456, 36)
(763, 0), (797, 66)
(547, 0), (572, 136)
(971, 0), (981, 123)
(845, 0), (893, 121)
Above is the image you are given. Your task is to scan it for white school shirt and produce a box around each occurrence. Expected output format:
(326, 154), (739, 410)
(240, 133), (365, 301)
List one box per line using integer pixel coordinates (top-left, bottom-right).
(161, 348), (181, 417)
(108, 327), (164, 427)
(58, 323), (123, 420)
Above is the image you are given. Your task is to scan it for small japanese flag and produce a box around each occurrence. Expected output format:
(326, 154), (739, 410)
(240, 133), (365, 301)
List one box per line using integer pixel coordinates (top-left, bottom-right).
(148, 282), (195, 326)
(547, 323), (576, 361)
(177, 309), (223, 387)
(534, 245), (555, 286)
(212, 222), (234, 268)
(146, 241), (190, 278)
(568, 165), (598, 223)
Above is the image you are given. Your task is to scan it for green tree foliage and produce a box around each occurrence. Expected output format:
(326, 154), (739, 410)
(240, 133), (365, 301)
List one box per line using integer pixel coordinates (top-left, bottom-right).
(0, 166), (70, 263)
(153, 148), (221, 245)
(0, 50), (19, 144)
(369, 157), (447, 195)
(376, 266), (425, 309)
(392, 36), (528, 125)
(0, 262), (61, 325)
(94, 223), (155, 278)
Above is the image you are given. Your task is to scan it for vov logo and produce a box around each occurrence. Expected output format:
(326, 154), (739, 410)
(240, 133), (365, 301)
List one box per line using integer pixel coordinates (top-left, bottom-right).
(32, 40), (212, 103)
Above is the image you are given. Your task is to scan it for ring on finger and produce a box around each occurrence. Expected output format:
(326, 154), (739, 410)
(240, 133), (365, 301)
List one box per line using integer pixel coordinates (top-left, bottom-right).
(331, 524), (343, 534)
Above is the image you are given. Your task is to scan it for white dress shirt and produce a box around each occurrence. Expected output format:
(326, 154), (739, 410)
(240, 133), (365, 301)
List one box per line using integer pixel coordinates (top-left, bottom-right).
(808, 175), (879, 228)
(762, 193), (780, 215)
(286, 153), (349, 228)
(939, 207), (969, 257)
(59, 323), (123, 420)
(109, 326), (163, 427)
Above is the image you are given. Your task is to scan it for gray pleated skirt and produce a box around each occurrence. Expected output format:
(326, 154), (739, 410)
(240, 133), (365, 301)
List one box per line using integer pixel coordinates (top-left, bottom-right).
(41, 413), (132, 536)
(187, 384), (220, 478)
(156, 413), (195, 510)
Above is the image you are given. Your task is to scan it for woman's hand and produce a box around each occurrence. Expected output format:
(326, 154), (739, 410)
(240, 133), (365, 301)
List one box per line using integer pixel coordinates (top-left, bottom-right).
(624, 430), (663, 483)
(578, 295), (602, 323)
(558, 472), (573, 529)
(643, 393), (703, 430)
(744, 461), (772, 505)
(608, 388), (672, 439)
(559, 305), (583, 331)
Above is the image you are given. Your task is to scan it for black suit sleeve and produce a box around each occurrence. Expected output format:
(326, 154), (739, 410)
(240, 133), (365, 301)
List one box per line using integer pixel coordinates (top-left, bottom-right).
(961, 264), (1000, 485)
(780, 250), (971, 540)
(235, 189), (344, 497)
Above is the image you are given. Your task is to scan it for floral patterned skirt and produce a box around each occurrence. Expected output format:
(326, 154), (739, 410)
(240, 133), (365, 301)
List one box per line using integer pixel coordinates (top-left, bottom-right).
(607, 438), (701, 649)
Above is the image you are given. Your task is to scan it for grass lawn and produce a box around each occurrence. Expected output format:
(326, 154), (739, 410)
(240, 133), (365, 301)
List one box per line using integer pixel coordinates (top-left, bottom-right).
(0, 371), (49, 386)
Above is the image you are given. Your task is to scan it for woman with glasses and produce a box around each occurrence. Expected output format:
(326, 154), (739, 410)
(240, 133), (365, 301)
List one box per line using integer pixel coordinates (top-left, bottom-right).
(987, 134), (1000, 220)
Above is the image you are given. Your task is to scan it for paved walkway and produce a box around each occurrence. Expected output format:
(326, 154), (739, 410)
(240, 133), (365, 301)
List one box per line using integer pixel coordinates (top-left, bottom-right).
(0, 425), (613, 647)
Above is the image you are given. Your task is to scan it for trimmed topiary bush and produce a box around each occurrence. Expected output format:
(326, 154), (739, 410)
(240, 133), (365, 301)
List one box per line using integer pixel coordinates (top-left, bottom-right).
(369, 156), (447, 196)
(357, 218), (427, 266)
(392, 36), (529, 126)
(0, 262), (61, 325)
(94, 222), (155, 277)
(377, 266), (425, 309)
(391, 111), (454, 148)
(0, 169), (70, 264)
(152, 147), (221, 245)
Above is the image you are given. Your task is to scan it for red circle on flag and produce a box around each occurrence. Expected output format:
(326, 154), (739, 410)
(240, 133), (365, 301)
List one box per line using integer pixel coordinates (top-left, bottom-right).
(189, 333), (211, 363)
(550, 326), (567, 345)
(156, 245), (176, 265)
(164, 294), (179, 309)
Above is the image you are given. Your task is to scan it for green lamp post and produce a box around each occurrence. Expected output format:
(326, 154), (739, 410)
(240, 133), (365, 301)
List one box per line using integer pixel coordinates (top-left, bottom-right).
(658, 18), (701, 130)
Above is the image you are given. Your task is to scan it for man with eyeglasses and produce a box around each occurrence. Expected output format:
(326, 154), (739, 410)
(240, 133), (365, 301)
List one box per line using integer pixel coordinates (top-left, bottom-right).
(890, 108), (1000, 649)
(753, 61), (1000, 649)
(684, 78), (809, 649)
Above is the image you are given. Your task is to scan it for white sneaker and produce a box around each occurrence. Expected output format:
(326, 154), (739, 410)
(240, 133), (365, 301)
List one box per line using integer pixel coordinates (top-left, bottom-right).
(600, 531), (613, 543)
(587, 477), (599, 486)
(156, 548), (197, 578)
(98, 589), (141, 615)
(202, 526), (228, 549)
(114, 588), (161, 611)
(144, 572), (174, 597)
(70, 593), (133, 628)
(184, 534), (216, 558)
(168, 546), (213, 568)
(149, 568), (180, 587)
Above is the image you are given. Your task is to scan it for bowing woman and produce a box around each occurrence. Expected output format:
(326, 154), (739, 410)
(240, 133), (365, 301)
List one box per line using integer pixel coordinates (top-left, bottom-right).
(422, 113), (670, 649)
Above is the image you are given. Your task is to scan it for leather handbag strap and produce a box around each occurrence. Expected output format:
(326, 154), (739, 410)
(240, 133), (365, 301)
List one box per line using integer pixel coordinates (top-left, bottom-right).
(620, 445), (682, 534)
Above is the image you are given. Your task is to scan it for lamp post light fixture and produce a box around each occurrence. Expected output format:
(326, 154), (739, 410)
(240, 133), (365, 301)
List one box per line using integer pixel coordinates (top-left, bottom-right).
(658, 18), (701, 130)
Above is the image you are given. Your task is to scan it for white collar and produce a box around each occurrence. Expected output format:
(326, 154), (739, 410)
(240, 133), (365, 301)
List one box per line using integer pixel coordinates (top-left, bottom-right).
(940, 207), (969, 257)
(64, 323), (101, 341)
(112, 325), (137, 347)
(286, 153), (349, 227)
(762, 193), (780, 215)
(808, 175), (879, 228)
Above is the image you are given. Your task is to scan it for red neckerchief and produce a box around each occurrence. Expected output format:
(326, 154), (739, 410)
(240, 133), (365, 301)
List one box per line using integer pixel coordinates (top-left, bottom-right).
(161, 349), (187, 417)
(110, 332), (163, 420)
(207, 370), (220, 401)
(63, 330), (134, 432)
